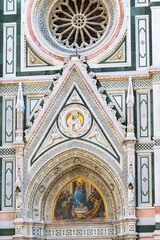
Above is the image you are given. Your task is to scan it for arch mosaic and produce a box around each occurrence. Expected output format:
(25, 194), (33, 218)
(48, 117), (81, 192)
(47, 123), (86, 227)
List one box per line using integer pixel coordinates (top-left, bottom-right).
(52, 177), (107, 222)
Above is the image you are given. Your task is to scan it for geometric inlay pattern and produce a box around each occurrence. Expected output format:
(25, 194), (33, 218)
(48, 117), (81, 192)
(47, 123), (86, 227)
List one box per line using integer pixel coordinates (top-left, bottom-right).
(0, 148), (15, 155)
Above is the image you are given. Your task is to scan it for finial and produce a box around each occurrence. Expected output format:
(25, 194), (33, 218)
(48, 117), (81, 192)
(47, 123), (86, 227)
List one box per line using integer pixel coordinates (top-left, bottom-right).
(126, 76), (134, 105)
(16, 82), (25, 112)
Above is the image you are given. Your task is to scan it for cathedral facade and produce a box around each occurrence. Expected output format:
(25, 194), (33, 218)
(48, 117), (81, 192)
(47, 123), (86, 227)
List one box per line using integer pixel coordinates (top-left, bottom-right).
(0, 0), (160, 239)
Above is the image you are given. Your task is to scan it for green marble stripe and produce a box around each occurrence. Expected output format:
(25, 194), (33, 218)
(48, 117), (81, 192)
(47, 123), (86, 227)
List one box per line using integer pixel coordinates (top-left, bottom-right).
(156, 223), (160, 230)
(136, 225), (155, 233)
(0, 229), (15, 236)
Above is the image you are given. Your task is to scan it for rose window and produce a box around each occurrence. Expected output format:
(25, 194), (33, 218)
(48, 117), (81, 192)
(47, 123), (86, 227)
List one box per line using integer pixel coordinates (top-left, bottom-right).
(50, 0), (109, 49)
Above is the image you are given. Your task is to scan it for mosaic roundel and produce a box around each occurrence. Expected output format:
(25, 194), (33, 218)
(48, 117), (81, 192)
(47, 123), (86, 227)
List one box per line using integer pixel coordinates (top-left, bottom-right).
(58, 104), (92, 138)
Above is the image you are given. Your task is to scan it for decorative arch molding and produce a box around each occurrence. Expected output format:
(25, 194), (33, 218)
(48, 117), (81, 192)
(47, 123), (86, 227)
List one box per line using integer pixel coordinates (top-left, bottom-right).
(43, 166), (118, 222)
(19, 149), (138, 239)
(24, 149), (127, 221)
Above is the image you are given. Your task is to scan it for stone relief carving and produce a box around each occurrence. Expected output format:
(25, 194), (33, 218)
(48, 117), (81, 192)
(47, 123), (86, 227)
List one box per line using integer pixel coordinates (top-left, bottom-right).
(89, 72), (97, 87)
(118, 117), (126, 134)
(34, 105), (43, 120)
(44, 126), (63, 148)
(33, 208), (39, 217)
(68, 90), (82, 104)
(25, 121), (33, 135)
(108, 102), (117, 117)
(68, 112), (82, 132)
(88, 126), (108, 147)
(39, 185), (46, 193)
(98, 86), (107, 101)
(58, 104), (92, 137)
(128, 188), (134, 206)
(53, 167), (61, 175)
(73, 157), (81, 164)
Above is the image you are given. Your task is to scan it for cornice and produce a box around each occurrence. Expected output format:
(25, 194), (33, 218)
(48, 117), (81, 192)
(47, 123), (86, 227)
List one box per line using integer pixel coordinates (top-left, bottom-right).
(96, 70), (151, 82)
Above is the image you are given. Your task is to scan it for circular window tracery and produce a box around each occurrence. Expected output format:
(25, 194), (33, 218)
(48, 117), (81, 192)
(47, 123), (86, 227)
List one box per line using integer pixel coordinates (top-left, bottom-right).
(50, 0), (109, 49)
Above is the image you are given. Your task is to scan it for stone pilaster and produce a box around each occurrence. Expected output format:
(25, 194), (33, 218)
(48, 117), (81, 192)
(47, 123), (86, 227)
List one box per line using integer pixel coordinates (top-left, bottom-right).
(125, 77), (137, 221)
(13, 82), (25, 238)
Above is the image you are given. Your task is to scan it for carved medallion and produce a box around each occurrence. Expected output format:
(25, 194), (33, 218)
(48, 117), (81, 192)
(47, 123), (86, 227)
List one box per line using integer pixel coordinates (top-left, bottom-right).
(58, 104), (92, 137)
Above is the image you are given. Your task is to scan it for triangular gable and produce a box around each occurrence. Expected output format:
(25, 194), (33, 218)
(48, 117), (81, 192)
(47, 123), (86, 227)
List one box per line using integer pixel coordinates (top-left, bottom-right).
(30, 87), (120, 164)
(25, 60), (125, 166)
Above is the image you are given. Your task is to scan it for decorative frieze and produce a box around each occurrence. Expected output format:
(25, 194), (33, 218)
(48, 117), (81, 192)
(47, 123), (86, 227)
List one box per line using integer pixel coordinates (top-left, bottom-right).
(155, 139), (160, 146)
(135, 16), (149, 70)
(102, 80), (152, 90)
(3, 0), (17, 14)
(153, 75), (160, 83)
(31, 224), (136, 238)
(0, 80), (153, 95)
(3, 23), (16, 77)
(0, 85), (50, 95)
(0, 148), (15, 155)
(135, 142), (154, 151)
(137, 154), (152, 206)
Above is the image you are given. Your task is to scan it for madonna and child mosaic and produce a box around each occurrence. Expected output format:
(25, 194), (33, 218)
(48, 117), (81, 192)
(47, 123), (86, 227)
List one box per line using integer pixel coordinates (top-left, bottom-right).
(53, 177), (106, 221)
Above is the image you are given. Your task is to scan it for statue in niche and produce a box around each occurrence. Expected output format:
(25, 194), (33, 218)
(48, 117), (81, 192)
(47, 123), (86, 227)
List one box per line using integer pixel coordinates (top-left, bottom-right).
(15, 186), (22, 209)
(53, 177), (106, 221)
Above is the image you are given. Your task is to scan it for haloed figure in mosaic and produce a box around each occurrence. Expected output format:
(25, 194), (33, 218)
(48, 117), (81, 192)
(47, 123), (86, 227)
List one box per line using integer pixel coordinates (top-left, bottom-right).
(54, 177), (106, 221)
(73, 181), (86, 208)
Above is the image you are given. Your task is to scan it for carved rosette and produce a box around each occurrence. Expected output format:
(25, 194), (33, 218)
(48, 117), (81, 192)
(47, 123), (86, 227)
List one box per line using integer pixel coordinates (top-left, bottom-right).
(58, 104), (92, 137)
(50, 0), (109, 49)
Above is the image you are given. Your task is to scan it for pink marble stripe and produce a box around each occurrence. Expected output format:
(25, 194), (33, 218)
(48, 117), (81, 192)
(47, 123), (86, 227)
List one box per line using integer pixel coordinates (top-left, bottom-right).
(136, 208), (155, 218)
(0, 212), (15, 221)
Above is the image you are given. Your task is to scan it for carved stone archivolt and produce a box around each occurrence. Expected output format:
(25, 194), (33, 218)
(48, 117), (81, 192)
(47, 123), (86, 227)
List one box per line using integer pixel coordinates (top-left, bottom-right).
(24, 151), (127, 223)
(43, 166), (116, 222)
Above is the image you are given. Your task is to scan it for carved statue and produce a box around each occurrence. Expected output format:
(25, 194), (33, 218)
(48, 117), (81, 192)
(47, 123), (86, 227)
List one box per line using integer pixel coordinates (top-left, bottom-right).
(15, 185), (22, 210)
(45, 127), (62, 147)
(68, 112), (82, 132)
(89, 128), (106, 146)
